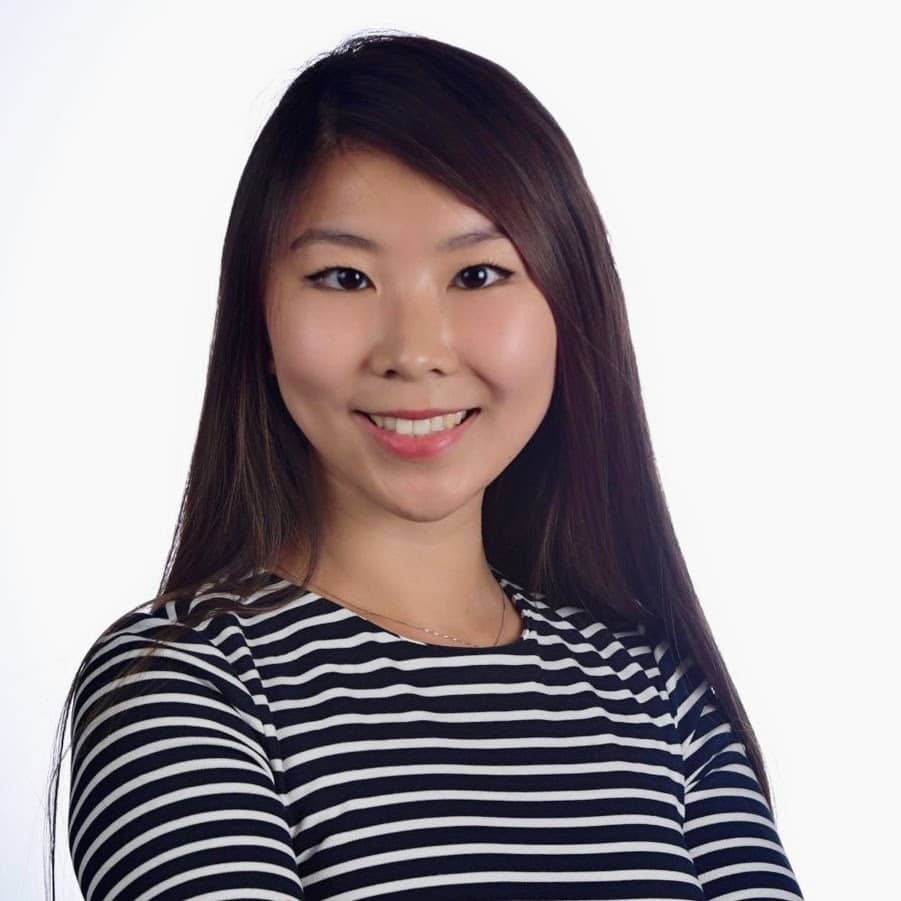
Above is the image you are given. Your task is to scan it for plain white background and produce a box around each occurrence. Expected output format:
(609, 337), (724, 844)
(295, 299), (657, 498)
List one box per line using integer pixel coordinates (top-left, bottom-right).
(2, 1), (898, 898)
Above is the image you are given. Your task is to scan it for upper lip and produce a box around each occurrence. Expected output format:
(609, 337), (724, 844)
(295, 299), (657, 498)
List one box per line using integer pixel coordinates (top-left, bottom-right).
(358, 408), (477, 419)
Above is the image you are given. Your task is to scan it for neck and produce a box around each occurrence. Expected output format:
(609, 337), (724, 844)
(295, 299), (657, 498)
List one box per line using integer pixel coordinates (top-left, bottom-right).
(274, 480), (517, 637)
(284, 551), (503, 629)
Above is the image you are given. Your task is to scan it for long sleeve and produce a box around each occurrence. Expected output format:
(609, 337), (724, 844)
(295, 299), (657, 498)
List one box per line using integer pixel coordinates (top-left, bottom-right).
(647, 626), (804, 899)
(68, 612), (304, 901)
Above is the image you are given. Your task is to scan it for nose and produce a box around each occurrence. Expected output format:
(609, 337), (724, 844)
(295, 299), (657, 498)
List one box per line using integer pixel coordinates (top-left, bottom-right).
(366, 283), (460, 379)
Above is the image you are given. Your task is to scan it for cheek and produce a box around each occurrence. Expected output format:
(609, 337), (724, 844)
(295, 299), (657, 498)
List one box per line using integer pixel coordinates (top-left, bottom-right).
(474, 299), (557, 404)
(268, 301), (366, 400)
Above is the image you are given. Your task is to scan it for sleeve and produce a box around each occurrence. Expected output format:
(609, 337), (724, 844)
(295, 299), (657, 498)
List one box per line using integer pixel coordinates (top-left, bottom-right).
(68, 614), (305, 901)
(647, 626), (805, 900)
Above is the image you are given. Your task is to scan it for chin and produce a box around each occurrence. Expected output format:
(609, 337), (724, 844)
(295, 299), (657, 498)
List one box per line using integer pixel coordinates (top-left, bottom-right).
(374, 483), (484, 523)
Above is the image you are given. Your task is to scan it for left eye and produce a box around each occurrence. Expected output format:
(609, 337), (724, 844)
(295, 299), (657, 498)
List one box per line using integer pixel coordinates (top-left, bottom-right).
(305, 263), (513, 292)
(454, 263), (513, 290)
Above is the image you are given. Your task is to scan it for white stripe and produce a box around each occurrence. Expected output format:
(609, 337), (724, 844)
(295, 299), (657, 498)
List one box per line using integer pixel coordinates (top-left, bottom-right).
(283, 731), (680, 773)
(293, 758), (683, 803)
(303, 839), (694, 886)
(708, 889), (803, 901)
(699, 861), (800, 885)
(269, 675), (659, 712)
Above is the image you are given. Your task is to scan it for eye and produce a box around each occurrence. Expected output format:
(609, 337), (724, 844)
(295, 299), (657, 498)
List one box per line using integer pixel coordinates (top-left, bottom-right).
(305, 267), (371, 291)
(453, 262), (513, 290)
(303, 261), (514, 292)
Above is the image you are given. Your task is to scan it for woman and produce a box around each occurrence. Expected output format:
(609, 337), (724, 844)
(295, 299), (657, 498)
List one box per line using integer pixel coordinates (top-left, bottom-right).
(48, 30), (804, 900)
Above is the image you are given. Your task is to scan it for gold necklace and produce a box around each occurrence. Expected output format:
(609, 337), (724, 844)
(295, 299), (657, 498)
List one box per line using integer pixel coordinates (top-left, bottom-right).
(303, 577), (510, 647)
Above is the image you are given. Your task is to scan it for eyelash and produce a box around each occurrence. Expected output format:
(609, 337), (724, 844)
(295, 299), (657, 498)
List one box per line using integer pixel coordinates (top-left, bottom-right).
(304, 260), (514, 291)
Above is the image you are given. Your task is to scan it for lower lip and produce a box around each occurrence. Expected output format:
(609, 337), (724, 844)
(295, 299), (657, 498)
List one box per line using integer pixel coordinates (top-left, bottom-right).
(354, 410), (480, 460)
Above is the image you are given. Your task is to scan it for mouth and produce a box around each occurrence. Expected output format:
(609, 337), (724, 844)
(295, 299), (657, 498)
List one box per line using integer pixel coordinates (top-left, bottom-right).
(353, 406), (481, 459)
(353, 407), (482, 434)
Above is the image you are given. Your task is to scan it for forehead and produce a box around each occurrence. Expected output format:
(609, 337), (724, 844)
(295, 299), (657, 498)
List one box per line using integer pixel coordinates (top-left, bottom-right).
(286, 149), (500, 247)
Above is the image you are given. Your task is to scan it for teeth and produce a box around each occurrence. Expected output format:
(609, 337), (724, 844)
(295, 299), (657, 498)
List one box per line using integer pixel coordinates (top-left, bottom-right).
(369, 410), (469, 435)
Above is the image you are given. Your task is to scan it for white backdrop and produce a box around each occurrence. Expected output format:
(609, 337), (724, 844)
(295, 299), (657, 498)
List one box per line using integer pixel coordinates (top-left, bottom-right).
(3, 2), (898, 898)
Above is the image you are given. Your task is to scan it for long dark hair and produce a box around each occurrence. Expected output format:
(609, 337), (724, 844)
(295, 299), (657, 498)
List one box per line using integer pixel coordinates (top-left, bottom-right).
(45, 28), (773, 898)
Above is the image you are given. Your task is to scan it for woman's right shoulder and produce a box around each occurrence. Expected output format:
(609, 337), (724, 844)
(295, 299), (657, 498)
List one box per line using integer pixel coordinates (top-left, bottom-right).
(71, 586), (255, 742)
(75, 594), (210, 689)
(75, 569), (278, 682)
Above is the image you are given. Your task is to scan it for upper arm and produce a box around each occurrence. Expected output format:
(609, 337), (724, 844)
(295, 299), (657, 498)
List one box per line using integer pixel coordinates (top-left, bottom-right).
(68, 619), (304, 901)
(648, 629), (805, 900)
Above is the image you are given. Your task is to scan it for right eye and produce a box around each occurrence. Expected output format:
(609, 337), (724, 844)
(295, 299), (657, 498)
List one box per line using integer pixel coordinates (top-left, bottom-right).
(305, 267), (372, 291)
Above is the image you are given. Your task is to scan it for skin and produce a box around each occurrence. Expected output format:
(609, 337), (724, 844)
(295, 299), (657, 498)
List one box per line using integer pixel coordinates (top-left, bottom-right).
(264, 147), (557, 645)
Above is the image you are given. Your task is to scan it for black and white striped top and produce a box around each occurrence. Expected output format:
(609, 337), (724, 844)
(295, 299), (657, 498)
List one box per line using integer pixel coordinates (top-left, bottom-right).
(69, 568), (804, 900)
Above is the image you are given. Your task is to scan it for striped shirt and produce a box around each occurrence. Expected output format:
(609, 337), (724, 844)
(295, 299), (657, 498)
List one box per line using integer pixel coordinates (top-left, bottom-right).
(69, 567), (804, 900)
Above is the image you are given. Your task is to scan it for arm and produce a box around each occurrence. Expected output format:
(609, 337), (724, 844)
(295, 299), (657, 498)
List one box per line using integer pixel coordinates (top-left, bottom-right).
(648, 627), (804, 900)
(68, 613), (304, 901)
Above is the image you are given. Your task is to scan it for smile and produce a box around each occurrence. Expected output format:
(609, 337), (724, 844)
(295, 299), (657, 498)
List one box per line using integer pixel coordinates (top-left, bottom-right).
(353, 408), (480, 460)
(365, 409), (477, 435)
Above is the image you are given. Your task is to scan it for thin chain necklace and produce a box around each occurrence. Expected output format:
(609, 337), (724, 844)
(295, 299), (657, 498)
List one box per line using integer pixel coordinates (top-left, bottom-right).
(303, 577), (510, 647)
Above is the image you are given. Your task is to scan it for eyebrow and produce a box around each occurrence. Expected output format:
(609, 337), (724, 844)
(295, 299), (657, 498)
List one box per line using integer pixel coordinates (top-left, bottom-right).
(288, 226), (509, 254)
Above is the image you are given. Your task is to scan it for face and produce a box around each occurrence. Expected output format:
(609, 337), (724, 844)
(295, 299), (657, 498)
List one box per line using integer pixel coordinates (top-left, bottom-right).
(264, 148), (557, 528)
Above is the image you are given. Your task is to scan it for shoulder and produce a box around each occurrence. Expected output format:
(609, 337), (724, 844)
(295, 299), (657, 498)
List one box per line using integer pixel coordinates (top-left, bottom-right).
(514, 580), (707, 719)
(77, 568), (292, 668)
(71, 571), (292, 749)
(515, 580), (662, 669)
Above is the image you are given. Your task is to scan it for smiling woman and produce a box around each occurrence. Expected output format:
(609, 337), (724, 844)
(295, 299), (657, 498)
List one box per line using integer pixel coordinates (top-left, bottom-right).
(47, 28), (803, 901)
